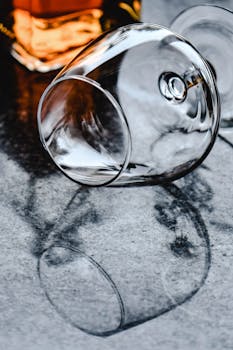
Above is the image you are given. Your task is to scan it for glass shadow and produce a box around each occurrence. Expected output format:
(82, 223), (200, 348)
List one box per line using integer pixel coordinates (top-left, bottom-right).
(38, 184), (210, 336)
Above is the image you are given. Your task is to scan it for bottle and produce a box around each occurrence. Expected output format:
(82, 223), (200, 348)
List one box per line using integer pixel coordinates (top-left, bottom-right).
(0, 0), (141, 72)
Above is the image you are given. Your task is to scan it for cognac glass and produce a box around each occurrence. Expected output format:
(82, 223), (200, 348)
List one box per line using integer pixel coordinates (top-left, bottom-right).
(37, 23), (220, 186)
(171, 4), (233, 129)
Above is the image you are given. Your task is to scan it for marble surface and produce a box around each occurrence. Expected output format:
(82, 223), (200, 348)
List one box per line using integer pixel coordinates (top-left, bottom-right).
(1, 1), (233, 349)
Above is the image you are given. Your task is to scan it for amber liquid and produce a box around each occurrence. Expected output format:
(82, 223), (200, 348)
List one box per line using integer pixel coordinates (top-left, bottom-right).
(10, 0), (141, 72)
(12, 1), (103, 71)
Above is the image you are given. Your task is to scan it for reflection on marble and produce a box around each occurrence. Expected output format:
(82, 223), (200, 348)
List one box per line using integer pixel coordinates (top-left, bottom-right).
(36, 183), (210, 336)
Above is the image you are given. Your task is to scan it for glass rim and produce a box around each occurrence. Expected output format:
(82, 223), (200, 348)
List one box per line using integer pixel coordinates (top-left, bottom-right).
(37, 74), (132, 187)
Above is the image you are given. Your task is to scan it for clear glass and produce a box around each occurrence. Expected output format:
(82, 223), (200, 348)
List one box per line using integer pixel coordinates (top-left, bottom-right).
(37, 23), (220, 186)
(171, 4), (233, 129)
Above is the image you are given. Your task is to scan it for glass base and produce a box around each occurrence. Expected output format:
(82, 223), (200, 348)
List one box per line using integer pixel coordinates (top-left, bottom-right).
(11, 42), (87, 73)
(12, 8), (103, 73)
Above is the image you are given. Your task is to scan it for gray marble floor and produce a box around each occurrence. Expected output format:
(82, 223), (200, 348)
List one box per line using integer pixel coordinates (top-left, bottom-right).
(1, 1), (233, 349)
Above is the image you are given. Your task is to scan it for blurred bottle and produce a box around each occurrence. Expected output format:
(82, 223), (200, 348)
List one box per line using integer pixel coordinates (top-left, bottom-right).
(0, 0), (141, 72)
